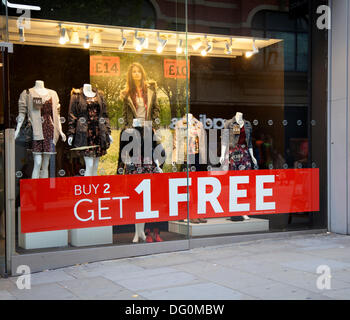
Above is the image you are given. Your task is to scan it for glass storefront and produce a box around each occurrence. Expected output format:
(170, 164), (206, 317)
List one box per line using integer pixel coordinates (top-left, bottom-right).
(0, 0), (327, 274)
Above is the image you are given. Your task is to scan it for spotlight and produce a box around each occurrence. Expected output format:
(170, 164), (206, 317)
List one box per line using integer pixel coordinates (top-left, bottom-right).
(84, 26), (90, 49)
(119, 30), (127, 50)
(92, 31), (101, 45)
(59, 25), (69, 45)
(201, 38), (212, 56)
(134, 31), (147, 52)
(225, 38), (232, 55)
(71, 30), (80, 44)
(245, 39), (259, 58)
(192, 40), (202, 51)
(156, 32), (167, 54)
(176, 39), (183, 54)
(18, 26), (25, 42)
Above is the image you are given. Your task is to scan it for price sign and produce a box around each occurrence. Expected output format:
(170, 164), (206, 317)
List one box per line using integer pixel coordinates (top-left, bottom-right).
(90, 56), (120, 76)
(20, 169), (319, 233)
(164, 59), (189, 79)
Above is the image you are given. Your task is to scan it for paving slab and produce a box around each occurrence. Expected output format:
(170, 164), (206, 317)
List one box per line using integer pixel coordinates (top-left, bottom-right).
(128, 253), (196, 269)
(113, 271), (202, 291)
(58, 277), (143, 300)
(319, 288), (350, 300)
(103, 267), (181, 283)
(0, 279), (17, 291)
(173, 260), (276, 289)
(10, 269), (76, 286)
(8, 283), (78, 300)
(0, 290), (17, 300)
(64, 262), (145, 280)
(331, 270), (350, 283)
(237, 281), (332, 300)
(262, 268), (350, 293)
(138, 282), (256, 300)
(217, 256), (292, 275)
(281, 257), (350, 273)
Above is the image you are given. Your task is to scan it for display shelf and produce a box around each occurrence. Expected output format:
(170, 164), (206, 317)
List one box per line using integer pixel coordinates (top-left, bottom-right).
(168, 217), (269, 237)
(18, 207), (68, 250)
(70, 227), (113, 247)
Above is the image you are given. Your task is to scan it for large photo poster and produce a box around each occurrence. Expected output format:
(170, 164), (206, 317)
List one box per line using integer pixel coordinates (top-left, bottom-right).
(89, 52), (188, 175)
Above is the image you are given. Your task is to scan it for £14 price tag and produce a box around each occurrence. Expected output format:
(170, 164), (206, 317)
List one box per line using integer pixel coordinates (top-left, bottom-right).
(90, 56), (120, 76)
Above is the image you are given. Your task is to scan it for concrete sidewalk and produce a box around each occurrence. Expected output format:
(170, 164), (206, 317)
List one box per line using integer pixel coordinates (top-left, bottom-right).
(1, 232), (350, 300)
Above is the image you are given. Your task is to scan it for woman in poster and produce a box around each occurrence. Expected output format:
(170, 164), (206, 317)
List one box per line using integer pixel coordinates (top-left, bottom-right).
(118, 62), (164, 243)
(120, 62), (160, 129)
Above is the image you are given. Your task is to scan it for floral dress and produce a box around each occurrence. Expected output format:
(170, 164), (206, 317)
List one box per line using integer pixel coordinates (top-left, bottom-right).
(228, 126), (253, 171)
(32, 97), (56, 154)
(79, 97), (107, 158)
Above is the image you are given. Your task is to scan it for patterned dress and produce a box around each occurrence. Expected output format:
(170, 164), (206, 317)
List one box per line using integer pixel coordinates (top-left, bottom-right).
(79, 97), (107, 158)
(32, 97), (56, 154)
(122, 127), (159, 174)
(228, 126), (253, 170)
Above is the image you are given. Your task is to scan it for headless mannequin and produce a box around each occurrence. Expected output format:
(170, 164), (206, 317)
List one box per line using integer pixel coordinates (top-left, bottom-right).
(220, 112), (257, 166)
(220, 112), (257, 221)
(15, 80), (66, 179)
(68, 84), (113, 177)
(172, 113), (193, 167)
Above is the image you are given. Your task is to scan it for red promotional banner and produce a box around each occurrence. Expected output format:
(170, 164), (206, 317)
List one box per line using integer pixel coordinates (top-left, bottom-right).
(90, 56), (120, 76)
(164, 59), (188, 79)
(20, 169), (319, 233)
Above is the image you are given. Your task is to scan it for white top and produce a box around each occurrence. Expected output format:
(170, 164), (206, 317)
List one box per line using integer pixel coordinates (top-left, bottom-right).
(83, 84), (96, 98)
(135, 96), (146, 121)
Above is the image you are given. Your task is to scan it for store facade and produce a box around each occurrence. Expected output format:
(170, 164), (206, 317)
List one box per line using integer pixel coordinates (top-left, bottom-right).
(0, 0), (328, 276)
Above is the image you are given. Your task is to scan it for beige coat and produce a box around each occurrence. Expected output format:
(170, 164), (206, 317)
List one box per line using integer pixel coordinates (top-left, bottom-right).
(18, 88), (62, 143)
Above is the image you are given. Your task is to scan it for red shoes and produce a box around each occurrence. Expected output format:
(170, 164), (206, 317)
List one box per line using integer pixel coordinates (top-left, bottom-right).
(145, 229), (153, 243)
(153, 228), (163, 242)
(145, 228), (163, 242)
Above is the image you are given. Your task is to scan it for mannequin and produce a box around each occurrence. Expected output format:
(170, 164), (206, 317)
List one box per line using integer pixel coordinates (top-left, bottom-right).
(15, 80), (66, 179)
(68, 84), (113, 176)
(172, 113), (206, 223)
(220, 112), (257, 167)
(220, 112), (257, 221)
(131, 120), (162, 243)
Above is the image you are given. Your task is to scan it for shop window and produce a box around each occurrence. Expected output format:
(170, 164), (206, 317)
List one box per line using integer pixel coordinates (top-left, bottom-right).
(252, 10), (308, 72)
(7, 0), (156, 29)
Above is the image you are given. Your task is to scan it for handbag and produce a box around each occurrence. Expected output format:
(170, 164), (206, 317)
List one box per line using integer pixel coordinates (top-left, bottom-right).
(23, 89), (33, 149)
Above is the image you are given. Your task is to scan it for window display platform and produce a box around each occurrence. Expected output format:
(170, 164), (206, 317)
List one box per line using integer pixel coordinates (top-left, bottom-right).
(18, 208), (68, 250)
(168, 218), (269, 237)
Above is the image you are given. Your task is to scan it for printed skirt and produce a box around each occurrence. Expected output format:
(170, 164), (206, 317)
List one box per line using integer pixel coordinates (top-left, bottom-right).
(228, 144), (253, 171)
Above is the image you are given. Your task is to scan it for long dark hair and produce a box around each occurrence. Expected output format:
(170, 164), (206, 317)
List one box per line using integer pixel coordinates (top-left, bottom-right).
(126, 62), (147, 99)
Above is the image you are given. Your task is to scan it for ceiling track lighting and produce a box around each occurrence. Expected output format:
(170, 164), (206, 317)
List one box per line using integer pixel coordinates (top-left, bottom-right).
(71, 30), (80, 44)
(119, 29), (127, 50)
(18, 26), (25, 42)
(245, 39), (259, 58)
(92, 30), (102, 45)
(192, 39), (202, 51)
(84, 26), (90, 49)
(201, 36), (212, 56)
(59, 24), (69, 45)
(134, 30), (147, 52)
(156, 32), (167, 54)
(176, 39), (183, 54)
(225, 38), (233, 55)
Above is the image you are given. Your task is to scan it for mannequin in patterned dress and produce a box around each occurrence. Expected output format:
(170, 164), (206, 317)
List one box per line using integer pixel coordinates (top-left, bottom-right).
(15, 80), (66, 179)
